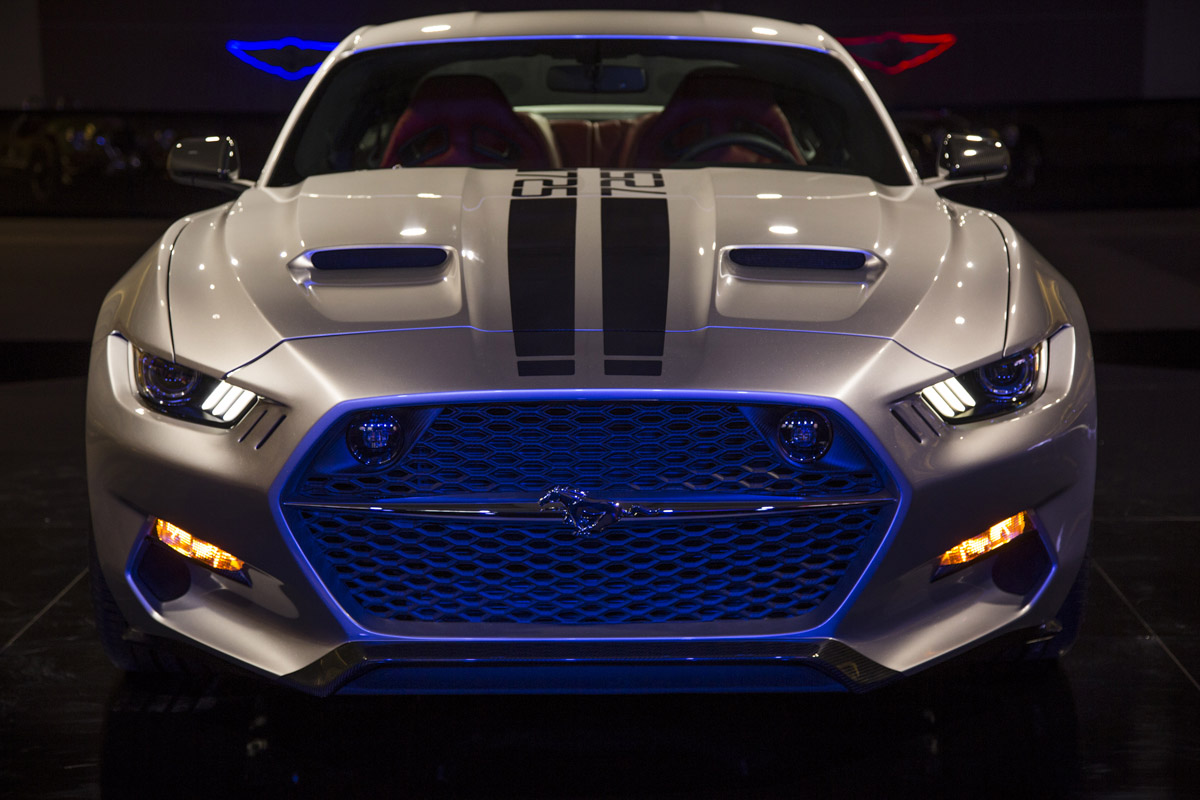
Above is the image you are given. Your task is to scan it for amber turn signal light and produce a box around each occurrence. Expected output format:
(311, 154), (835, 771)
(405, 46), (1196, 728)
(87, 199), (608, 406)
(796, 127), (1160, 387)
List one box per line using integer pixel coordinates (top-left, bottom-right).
(154, 518), (245, 573)
(939, 511), (1032, 568)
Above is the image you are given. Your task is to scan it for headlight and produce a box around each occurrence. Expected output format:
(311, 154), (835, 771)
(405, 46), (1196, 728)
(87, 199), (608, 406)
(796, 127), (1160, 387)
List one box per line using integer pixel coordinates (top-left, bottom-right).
(133, 347), (258, 427)
(920, 342), (1045, 422)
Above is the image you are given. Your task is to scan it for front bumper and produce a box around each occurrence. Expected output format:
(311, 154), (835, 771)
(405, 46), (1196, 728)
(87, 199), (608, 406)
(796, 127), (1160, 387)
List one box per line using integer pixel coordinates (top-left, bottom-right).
(87, 325), (1095, 693)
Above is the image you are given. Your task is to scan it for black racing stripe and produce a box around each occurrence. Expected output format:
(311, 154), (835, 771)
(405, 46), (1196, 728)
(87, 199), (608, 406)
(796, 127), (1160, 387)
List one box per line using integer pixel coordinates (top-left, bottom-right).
(507, 197), (576, 357)
(604, 359), (662, 376)
(517, 360), (576, 376)
(601, 197), (670, 357)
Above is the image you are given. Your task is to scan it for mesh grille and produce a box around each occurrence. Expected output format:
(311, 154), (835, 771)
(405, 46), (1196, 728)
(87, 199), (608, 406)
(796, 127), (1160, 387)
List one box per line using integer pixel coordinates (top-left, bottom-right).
(298, 402), (881, 499)
(295, 505), (885, 625)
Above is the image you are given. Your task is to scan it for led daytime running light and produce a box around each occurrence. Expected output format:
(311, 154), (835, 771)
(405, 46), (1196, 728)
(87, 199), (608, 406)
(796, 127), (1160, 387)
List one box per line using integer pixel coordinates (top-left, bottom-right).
(939, 511), (1031, 567)
(921, 377), (976, 418)
(200, 381), (258, 422)
(155, 519), (245, 572)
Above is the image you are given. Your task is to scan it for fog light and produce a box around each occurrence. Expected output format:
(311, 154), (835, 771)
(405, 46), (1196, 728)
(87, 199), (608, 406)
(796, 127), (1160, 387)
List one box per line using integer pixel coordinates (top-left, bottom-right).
(939, 511), (1032, 569)
(778, 409), (833, 463)
(154, 518), (245, 572)
(346, 412), (404, 467)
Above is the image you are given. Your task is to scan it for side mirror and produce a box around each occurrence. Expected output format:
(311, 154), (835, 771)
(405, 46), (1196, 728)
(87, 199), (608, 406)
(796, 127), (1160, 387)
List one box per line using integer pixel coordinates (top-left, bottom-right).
(167, 136), (253, 193)
(927, 133), (1009, 187)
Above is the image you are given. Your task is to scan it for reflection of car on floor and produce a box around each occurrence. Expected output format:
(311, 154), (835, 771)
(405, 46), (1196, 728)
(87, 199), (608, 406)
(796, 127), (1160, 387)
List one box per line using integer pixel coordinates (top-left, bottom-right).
(87, 10), (1096, 695)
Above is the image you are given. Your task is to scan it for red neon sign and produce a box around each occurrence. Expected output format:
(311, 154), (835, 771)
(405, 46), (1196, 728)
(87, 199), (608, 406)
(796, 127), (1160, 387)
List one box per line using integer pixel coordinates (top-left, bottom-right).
(837, 32), (957, 75)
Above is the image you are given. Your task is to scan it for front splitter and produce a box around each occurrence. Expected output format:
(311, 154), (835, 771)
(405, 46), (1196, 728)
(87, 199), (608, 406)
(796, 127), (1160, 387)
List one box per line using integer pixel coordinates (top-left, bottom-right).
(283, 638), (900, 696)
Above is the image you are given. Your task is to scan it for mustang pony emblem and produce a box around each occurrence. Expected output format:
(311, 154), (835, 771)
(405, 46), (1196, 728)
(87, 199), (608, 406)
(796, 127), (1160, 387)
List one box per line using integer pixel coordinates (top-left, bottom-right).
(538, 486), (658, 536)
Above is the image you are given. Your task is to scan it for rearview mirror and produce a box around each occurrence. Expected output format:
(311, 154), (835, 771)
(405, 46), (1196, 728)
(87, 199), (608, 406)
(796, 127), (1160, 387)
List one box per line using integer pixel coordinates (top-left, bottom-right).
(547, 65), (647, 93)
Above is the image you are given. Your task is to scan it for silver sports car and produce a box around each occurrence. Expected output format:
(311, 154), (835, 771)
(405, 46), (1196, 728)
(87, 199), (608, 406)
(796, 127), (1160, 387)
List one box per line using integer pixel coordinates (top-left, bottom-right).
(87, 11), (1096, 694)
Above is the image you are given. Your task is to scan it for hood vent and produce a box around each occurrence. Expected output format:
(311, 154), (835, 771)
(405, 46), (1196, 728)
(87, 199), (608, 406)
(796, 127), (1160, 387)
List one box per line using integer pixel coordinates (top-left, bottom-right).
(720, 246), (885, 288)
(288, 246), (456, 290)
(309, 247), (447, 271)
(728, 248), (868, 270)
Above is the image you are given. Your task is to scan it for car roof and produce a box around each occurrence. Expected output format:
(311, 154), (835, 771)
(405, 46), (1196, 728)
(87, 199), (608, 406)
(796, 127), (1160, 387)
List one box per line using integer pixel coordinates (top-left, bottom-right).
(347, 10), (835, 55)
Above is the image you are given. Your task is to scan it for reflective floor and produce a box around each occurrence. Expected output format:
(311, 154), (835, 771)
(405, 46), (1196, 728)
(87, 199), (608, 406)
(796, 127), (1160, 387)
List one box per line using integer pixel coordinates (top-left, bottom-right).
(2, 214), (1199, 797)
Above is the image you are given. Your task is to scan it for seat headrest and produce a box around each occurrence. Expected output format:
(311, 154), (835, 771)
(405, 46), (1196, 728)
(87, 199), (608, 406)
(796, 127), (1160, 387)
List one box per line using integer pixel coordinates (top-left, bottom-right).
(382, 75), (555, 169)
(626, 68), (804, 167)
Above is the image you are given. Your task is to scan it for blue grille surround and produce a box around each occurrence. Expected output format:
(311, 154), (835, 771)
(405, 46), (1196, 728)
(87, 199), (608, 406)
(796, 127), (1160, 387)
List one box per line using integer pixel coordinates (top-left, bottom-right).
(284, 400), (892, 630)
(293, 504), (887, 625)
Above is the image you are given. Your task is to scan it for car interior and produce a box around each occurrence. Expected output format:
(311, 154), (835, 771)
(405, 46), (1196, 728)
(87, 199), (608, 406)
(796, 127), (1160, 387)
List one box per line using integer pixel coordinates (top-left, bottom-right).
(270, 39), (910, 186)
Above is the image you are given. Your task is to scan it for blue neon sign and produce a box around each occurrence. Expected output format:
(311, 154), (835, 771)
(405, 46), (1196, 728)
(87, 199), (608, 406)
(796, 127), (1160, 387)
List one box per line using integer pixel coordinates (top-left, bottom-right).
(225, 37), (338, 80)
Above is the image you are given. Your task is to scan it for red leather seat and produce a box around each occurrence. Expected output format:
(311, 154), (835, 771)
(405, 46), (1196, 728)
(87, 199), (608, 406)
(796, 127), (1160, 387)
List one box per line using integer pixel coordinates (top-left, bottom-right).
(381, 75), (560, 169)
(619, 69), (805, 168)
(548, 118), (635, 168)
(549, 119), (593, 167)
(593, 119), (632, 167)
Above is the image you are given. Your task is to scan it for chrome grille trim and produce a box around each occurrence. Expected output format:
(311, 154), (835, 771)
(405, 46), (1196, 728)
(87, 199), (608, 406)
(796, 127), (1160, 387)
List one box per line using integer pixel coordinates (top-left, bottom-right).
(283, 493), (894, 521)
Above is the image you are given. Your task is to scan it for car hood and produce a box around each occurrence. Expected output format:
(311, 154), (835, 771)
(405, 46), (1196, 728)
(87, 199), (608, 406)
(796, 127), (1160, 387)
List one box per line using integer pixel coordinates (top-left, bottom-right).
(168, 167), (1008, 374)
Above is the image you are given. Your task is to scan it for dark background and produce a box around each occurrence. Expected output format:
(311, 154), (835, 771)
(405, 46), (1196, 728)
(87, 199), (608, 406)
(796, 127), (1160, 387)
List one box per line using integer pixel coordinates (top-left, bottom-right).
(2, 5), (1199, 796)
(9, 0), (1197, 111)
(2, 0), (1199, 216)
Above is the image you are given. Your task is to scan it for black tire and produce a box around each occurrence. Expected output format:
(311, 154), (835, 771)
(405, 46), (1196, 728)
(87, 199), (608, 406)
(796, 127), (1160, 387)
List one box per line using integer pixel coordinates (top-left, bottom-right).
(89, 533), (210, 675)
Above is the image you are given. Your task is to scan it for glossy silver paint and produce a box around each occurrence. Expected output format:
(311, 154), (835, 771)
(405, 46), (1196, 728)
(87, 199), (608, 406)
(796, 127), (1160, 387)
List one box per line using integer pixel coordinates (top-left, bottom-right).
(87, 10), (1095, 692)
(165, 171), (1011, 374)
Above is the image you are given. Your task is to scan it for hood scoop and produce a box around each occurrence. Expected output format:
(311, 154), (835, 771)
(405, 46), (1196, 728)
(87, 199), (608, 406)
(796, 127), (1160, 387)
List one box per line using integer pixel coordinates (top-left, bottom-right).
(715, 246), (887, 323)
(281, 244), (463, 322)
(728, 247), (871, 270)
(308, 246), (448, 270)
(722, 246), (885, 285)
(289, 246), (454, 288)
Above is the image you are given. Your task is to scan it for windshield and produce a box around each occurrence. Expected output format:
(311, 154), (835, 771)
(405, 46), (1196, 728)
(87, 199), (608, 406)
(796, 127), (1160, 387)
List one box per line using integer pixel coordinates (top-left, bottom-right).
(268, 38), (910, 186)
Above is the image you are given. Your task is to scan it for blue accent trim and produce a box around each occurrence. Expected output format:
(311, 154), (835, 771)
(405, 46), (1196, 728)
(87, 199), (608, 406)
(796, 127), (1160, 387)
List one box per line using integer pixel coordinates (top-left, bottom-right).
(235, 326), (898, 376)
(232, 328), (947, 393)
(226, 38), (338, 81)
(353, 34), (827, 56)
